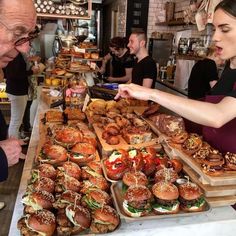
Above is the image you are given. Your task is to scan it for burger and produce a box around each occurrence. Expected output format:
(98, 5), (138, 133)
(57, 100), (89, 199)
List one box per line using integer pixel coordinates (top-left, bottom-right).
(22, 190), (55, 214)
(122, 171), (148, 187)
(82, 188), (112, 210)
(65, 204), (91, 233)
(37, 142), (68, 165)
(56, 208), (74, 235)
(123, 185), (153, 217)
(17, 209), (56, 236)
(54, 126), (83, 148)
(81, 161), (103, 180)
(104, 149), (129, 181)
(224, 152), (236, 171)
(82, 136), (98, 148)
(154, 168), (178, 183)
(55, 173), (81, 193)
(31, 163), (57, 180)
(90, 205), (120, 233)
(81, 176), (109, 194)
(57, 161), (82, 180)
(70, 142), (96, 166)
(30, 176), (55, 194)
(152, 182), (179, 214)
(53, 190), (82, 209)
(178, 182), (206, 212)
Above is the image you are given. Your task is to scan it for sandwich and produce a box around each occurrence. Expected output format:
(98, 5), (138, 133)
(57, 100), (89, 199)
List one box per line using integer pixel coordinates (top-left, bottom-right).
(17, 209), (56, 236)
(82, 188), (112, 210)
(152, 181), (179, 214)
(57, 161), (82, 180)
(154, 168), (178, 183)
(122, 171), (148, 188)
(65, 204), (91, 233)
(81, 161), (103, 180)
(53, 190), (81, 209)
(70, 142), (96, 166)
(29, 176), (55, 194)
(22, 190), (55, 214)
(31, 163), (57, 181)
(54, 126), (83, 148)
(37, 142), (68, 165)
(123, 185), (153, 217)
(178, 182), (206, 212)
(90, 205), (120, 233)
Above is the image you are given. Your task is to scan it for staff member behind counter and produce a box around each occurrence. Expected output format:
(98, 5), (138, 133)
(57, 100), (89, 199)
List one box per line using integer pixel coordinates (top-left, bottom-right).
(115, 0), (236, 154)
(99, 37), (135, 83)
(128, 30), (157, 88)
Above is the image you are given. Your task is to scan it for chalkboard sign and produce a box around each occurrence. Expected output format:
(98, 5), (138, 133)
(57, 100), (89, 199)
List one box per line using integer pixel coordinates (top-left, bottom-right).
(126, 0), (149, 36)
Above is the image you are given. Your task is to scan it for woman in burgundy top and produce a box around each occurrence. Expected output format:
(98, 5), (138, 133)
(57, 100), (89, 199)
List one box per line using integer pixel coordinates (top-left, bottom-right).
(115, 0), (236, 154)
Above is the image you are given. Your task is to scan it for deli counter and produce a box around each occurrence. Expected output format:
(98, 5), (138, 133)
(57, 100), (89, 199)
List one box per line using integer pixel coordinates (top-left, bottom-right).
(8, 89), (236, 236)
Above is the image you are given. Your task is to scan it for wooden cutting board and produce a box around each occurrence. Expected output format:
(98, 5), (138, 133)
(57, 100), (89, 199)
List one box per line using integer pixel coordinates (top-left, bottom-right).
(92, 124), (161, 155)
(183, 165), (236, 197)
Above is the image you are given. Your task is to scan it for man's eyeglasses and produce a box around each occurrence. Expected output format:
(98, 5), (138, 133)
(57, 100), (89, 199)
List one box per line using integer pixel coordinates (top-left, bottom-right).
(0, 20), (40, 47)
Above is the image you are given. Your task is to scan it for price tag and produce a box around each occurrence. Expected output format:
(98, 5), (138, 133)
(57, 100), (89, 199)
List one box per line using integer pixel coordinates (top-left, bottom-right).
(82, 93), (90, 112)
(75, 48), (86, 53)
(90, 62), (97, 70)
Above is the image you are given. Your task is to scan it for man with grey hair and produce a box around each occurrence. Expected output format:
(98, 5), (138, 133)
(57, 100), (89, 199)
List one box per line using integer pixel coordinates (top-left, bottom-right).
(0, 0), (37, 209)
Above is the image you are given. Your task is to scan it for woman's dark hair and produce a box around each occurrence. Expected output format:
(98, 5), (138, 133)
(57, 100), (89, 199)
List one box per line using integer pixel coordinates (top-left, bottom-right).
(215, 0), (236, 17)
(109, 37), (128, 50)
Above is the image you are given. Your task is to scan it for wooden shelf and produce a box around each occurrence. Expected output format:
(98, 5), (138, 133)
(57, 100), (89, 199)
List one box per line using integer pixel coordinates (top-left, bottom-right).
(176, 54), (203, 61)
(36, 0), (92, 20)
(156, 19), (191, 26)
(37, 13), (91, 20)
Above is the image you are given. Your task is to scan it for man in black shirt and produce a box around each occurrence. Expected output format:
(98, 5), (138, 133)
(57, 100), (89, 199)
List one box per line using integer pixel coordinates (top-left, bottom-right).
(127, 30), (157, 88)
(188, 47), (224, 99)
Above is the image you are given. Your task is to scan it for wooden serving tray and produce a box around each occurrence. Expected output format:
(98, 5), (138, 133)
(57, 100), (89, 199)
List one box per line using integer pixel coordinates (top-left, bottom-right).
(206, 196), (236, 208)
(183, 165), (236, 198)
(173, 148), (236, 186)
(92, 124), (160, 154)
(111, 181), (211, 222)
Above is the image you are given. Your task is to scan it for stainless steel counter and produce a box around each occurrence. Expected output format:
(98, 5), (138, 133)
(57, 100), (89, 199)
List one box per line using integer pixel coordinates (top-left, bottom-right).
(9, 91), (236, 236)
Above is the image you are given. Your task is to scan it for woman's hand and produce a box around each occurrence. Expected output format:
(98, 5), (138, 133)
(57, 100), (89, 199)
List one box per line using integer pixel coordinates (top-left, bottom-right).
(115, 83), (153, 101)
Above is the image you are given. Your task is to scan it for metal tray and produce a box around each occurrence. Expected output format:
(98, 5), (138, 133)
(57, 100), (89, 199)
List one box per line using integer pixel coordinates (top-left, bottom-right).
(111, 181), (211, 222)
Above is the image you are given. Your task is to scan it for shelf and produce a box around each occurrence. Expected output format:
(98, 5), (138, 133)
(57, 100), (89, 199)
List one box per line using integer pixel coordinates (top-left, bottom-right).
(176, 54), (203, 61)
(156, 19), (191, 26)
(37, 13), (91, 20)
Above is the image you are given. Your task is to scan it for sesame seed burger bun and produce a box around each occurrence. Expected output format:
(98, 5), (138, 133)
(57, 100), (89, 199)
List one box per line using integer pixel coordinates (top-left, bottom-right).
(152, 182), (180, 214)
(178, 183), (202, 201)
(90, 205), (120, 233)
(152, 182), (179, 200)
(178, 182), (205, 212)
(122, 171), (148, 187)
(61, 161), (81, 180)
(26, 210), (56, 236)
(34, 163), (57, 180)
(66, 205), (91, 232)
(22, 190), (55, 214)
